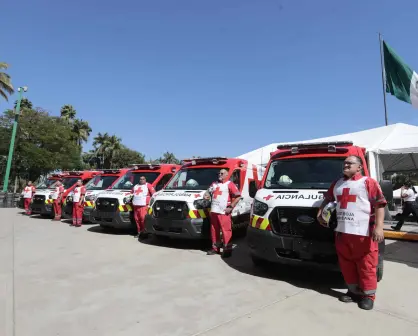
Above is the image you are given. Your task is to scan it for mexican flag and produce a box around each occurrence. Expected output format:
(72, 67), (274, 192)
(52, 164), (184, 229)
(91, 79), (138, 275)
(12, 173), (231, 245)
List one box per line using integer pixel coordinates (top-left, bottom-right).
(383, 41), (418, 108)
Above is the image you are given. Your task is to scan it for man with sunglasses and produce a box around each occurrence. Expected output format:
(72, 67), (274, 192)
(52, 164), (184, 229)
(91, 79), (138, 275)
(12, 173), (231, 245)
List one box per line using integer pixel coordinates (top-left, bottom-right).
(132, 176), (155, 240)
(317, 155), (386, 311)
(204, 169), (241, 258)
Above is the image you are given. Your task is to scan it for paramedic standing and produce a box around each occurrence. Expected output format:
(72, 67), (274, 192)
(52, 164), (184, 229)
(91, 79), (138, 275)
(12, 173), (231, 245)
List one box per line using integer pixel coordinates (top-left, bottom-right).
(392, 182), (418, 231)
(52, 181), (64, 221)
(317, 155), (386, 311)
(204, 169), (241, 258)
(72, 179), (86, 227)
(132, 176), (155, 240)
(22, 181), (36, 215)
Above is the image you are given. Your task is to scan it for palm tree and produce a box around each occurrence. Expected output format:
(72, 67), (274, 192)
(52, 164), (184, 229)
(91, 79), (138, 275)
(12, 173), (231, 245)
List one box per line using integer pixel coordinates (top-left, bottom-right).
(15, 98), (33, 110)
(0, 62), (14, 101)
(160, 151), (180, 164)
(72, 119), (92, 147)
(60, 104), (76, 121)
(92, 133), (122, 168)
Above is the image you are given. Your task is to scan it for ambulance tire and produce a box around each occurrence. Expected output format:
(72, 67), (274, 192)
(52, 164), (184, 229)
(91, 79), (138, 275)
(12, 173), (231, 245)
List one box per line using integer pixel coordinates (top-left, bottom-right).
(377, 259), (384, 282)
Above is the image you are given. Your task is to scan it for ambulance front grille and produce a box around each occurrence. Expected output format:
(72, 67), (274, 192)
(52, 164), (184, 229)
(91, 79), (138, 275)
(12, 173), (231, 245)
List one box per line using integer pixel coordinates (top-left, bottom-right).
(153, 201), (188, 220)
(95, 198), (119, 212)
(32, 195), (46, 204)
(270, 207), (335, 241)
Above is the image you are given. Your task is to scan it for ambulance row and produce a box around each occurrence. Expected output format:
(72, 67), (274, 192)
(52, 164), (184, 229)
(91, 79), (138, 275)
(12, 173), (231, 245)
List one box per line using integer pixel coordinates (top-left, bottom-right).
(20, 142), (393, 279)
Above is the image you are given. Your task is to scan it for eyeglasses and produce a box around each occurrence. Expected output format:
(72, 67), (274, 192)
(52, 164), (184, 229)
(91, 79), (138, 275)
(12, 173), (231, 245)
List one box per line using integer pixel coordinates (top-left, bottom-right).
(343, 161), (358, 166)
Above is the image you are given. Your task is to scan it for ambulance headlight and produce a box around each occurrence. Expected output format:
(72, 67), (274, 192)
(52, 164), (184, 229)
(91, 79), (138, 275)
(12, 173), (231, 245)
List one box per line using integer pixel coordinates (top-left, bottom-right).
(253, 199), (268, 216)
(194, 199), (210, 209)
(85, 195), (97, 202)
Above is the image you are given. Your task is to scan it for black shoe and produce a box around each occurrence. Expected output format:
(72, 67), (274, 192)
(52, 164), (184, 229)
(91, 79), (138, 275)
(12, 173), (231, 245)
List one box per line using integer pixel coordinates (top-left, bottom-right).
(221, 250), (232, 259)
(391, 226), (401, 231)
(358, 297), (374, 310)
(339, 291), (360, 303)
(206, 249), (219, 255)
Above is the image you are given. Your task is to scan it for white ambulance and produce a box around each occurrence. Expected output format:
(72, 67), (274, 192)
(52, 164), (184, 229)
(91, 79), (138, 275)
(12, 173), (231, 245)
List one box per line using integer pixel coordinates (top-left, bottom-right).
(247, 141), (392, 281)
(91, 164), (181, 230)
(145, 157), (265, 240)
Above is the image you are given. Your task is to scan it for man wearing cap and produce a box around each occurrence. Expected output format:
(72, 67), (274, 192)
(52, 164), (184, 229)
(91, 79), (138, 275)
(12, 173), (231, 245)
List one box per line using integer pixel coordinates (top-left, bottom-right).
(317, 155), (386, 311)
(204, 169), (242, 258)
(132, 176), (155, 240)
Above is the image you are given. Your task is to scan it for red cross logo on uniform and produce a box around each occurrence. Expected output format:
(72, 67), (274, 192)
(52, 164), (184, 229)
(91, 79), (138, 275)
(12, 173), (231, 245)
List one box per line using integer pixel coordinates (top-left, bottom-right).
(263, 195), (274, 201)
(213, 187), (223, 199)
(74, 189), (79, 194)
(135, 187), (143, 195)
(337, 188), (357, 209)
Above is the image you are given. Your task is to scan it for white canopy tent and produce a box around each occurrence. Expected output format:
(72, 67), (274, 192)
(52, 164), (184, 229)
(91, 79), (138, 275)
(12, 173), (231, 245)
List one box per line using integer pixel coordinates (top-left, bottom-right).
(238, 123), (418, 180)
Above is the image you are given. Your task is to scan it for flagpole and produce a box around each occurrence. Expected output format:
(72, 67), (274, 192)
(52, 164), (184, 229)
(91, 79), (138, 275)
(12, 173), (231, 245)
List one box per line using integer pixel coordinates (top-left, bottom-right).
(379, 33), (389, 126)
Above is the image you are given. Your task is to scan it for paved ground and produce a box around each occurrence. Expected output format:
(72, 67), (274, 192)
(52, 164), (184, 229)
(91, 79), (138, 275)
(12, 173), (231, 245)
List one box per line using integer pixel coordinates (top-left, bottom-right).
(1, 208), (418, 336)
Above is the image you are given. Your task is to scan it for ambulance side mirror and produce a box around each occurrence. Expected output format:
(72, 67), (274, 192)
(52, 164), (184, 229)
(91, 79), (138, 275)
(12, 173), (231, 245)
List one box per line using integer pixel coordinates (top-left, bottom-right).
(249, 181), (258, 198)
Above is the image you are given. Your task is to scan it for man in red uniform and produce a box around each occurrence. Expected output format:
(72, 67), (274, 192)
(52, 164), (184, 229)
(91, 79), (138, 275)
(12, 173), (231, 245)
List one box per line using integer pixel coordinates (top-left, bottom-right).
(51, 181), (64, 221)
(204, 169), (242, 258)
(317, 155), (386, 311)
(131, 176), (155, 240)
(22, 181), (36, 215)
(72, 179), (86, 227)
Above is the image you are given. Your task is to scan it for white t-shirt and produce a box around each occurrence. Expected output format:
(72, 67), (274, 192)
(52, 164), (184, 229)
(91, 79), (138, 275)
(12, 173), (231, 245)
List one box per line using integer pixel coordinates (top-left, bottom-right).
(402, 189), (417, 202)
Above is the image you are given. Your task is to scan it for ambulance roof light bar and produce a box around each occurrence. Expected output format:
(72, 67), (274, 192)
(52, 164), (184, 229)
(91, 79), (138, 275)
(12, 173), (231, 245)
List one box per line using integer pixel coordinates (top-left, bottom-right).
(182, 157), (228, 165)
(129, 163), (161, 170)
(277, 141), (353, 154)
(101, 169), (121, 174)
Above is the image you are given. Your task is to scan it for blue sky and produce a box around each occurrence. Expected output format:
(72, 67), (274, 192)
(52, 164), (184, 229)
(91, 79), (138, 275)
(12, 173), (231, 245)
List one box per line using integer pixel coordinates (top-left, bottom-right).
(2, 0), (418, 161)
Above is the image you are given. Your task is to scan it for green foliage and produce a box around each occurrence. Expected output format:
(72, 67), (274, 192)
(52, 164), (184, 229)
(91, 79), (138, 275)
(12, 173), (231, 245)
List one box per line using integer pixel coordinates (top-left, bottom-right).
(0, 62), (14, 101)
(0, 97), (181, 189)
(0, 106), (82, 183)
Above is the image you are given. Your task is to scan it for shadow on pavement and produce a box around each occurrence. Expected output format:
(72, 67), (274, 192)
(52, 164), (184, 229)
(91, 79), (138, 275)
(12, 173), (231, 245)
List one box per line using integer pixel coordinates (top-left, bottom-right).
(87, 225), (136, 236)
(384, 240), (418, 269)
(141, 234), (212, 252)
(222, 237), (345, 299)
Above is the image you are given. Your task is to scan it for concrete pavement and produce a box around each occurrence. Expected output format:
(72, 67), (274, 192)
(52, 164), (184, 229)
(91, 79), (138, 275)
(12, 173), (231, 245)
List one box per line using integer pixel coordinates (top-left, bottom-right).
(1, 208), (418, 336)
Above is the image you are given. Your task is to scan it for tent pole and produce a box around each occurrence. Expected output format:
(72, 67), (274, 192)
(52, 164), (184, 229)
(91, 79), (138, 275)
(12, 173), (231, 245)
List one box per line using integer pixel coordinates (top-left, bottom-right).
(379, 33), (389, 126)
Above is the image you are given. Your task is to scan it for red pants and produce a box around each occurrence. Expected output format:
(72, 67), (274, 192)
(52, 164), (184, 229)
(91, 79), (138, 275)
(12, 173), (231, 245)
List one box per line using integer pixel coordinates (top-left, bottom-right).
(24, 198), (32, 215)
(72, 202), (84, 226)
(335, 232), (378, 299)
(133, 206), (147, 233)
(53, 199), (62, 219)
(210, 212), (232, 251)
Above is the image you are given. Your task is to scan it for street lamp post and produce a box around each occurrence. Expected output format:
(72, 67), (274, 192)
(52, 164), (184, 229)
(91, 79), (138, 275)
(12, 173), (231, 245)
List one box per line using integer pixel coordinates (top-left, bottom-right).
(2, 86), (28, 192)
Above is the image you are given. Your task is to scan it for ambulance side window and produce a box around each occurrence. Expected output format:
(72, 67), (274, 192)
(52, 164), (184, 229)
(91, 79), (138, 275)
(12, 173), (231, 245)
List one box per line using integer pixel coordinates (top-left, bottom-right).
(156, 174), (173, 191)
(230, 170), (241, 190)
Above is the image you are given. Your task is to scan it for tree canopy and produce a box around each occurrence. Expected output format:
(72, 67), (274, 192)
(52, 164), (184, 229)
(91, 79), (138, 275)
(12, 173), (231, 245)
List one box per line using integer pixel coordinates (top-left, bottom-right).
(0, 97), (181, 190)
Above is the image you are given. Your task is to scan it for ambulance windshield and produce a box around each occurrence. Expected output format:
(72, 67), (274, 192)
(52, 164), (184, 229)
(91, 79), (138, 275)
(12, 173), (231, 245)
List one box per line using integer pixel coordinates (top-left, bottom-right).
(36, 178), (57, 189)
(50, 177), (79, 190)
(165, 168), (228, 190)
(264, 158), (344, 190)
(85, 175), (119, 190)
(111, 171), (160, 190)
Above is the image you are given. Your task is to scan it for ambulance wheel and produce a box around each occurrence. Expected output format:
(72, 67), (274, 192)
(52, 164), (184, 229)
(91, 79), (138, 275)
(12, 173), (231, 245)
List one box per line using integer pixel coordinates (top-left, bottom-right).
(251, 255), (269, 268)
(377, 261), (384, 282)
